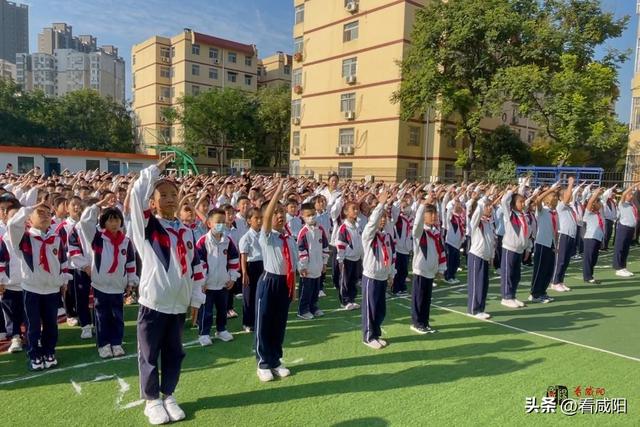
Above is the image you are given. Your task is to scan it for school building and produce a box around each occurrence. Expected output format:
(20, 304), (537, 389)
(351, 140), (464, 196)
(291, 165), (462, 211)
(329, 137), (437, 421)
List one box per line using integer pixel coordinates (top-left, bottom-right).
(0, 145), (157, 176)
(626, 0), (640, 182)
(132, 28), (259, 173)
(258, 52), (293, 88)
(289, 0), (539, 181)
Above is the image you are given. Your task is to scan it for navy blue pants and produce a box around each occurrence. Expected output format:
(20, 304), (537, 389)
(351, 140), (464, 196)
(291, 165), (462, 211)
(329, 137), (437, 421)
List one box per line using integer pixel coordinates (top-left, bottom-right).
(613, 224), (635, 270)
(1, 289), (24, 338)
(493, 235), (503, 270)
(199, 288), (228, 335)
(530, 244), (555, 298)
(467, 254), (489, 315)
(298, 276), (321, 315)
(445, 243), (460, 281)
(411, 275), (433, 329)
(582, 238), (601, 281)
(391, 252), (409, 293)
(23, 291), (59, 360)
(331, 247), (341, 291)
(64, 269), (92, 327)
(242, 260), (263, 328)
(255, 272), (290, 369)
(227, 276), (241, 312)
(137, 305), (185, 400)
(500, 249), (522, 299)
(603, 220), (614, 250)
(93, 288), (124, 347)
(338, 259), (359, 305)
(576, 225), (584, 255)
(362, 276), (386, 342)
(552, 234), (575, 285)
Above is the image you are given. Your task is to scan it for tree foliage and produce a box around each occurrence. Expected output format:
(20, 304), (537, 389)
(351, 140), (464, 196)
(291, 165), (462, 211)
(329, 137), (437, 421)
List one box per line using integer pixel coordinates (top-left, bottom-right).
(477, 125), (531, 170)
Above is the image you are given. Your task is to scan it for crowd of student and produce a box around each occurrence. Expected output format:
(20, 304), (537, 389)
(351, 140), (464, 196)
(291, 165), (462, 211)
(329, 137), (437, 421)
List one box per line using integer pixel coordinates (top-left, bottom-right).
(0, 155), (638, 424)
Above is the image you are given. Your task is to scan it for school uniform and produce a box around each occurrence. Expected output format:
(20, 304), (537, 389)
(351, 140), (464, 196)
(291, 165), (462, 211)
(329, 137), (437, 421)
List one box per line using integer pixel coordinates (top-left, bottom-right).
(411, 204), (446, 329)
(129, 165), (206, 400)
(552, 201), (578, 285)
(529, 206), (557, 298)
(602, 192), (617, 250)
(582, 209), (605, 282)
(391, 211), (412, 294)
(500, 191), (529, 299)
(493, 206), (505, 271)
(444, 206), (465, 281)
(225, 225), (242, 313)
(613, 200), (639, 270)
(255, 228), (297, 370)
(329, 197), (345, 293)
(315, 210), (332, 291)
(286, 214), (303, 243)
(0, 237), (24, 340)
(62, 218), (92, 328)
(238, 228), (263, 329)
(297, 223), (329, 315)
(467, 199), (495, 315)
(6, 207), (71, 363)
(335, 218), (364, 305)
(186, 219), (207, 243)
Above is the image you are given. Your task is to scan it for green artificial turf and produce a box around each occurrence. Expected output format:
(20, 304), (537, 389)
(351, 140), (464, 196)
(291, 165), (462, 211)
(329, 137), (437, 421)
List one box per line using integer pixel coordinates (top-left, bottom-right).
(1, 247), (639, 426)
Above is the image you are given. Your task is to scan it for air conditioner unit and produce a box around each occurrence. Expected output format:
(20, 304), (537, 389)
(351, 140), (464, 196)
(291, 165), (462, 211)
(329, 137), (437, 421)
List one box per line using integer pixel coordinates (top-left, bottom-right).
(343, 146), (354, 155)
(160, 116), (167, 122)
(158, 96), (166, 102)
(344, 111), (356, 120)
(305, 169), (314, 177)
(161, 57), (170, 63)
(346, 75), (357, 85)
(345, 1), (358, 13)
(292, 147), (300, 155)
(292, 117), (301, 125)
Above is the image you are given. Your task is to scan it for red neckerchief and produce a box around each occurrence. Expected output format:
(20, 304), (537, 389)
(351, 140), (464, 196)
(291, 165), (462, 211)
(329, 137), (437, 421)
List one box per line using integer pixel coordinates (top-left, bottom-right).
(550, 210), (558, 240)
(104, 230), (125, 274)
(596, 212), (604, 232)
(166, 227), (188, 275)
(425, 229), (446, 264)
(34, 234), (56, 273)
(278, 233), (295, 299)
(519, 212), (528, 237)
(376, 232), (390, 266)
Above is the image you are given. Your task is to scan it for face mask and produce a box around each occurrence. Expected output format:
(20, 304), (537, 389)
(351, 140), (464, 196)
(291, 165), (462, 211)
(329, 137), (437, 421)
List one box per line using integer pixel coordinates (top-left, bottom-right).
(214, 223), (226, 234)
(304, 215), (317, 226)
(403, 207), (412, 216)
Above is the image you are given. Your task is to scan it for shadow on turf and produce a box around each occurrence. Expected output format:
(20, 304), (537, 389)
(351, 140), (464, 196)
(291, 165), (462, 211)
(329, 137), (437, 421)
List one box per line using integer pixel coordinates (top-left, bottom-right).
(332, 417), (389, 427)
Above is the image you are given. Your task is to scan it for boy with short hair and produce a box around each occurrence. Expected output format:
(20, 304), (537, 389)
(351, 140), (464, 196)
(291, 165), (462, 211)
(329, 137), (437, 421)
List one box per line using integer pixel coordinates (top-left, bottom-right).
(297, 203), (329, 320)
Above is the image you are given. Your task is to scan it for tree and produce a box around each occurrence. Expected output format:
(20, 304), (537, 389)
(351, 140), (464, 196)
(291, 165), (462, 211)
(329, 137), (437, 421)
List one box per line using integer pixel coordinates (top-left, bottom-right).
(394, 0), (629, 178)
(255, 84), (291, 168)
(476, 125), (531, 170)
(486, 156), (518, 186)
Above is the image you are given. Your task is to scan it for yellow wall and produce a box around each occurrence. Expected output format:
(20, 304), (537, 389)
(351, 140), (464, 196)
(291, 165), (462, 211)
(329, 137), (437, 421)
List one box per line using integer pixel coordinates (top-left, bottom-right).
(258, 52), (292, 87)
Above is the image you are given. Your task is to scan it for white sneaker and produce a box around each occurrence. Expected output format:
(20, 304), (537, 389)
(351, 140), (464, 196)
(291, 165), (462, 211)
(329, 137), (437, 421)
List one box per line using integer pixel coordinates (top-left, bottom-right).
(514, 299), (526, 307)
(363, 340), (383, 350)
(144, 399), (170, 425)
(111, 345), (125, 357)
(66, 317), (78, 327)
(616, 269), (633, 277)
(198, 335), (213, 347)
(80, 325), (93, 339)
(242, 325), (253, 333)
(623, 269), (634, 276)
(297, 312), (314, 320)
(163, 395), (185, 422)
(271, 365), (290, 378)
(351, 302), (360, 309)
(313, 309), (325, 317)
(257, 367), (274, 382)
(8, 337), (22, 353)
(474, 312), (491, 320)
(345, 303), (357, 311)
(501, 299), (519, 308)
(377, 338), (388, 347)
(561, 284), (571, 292)
(57, 308), (66, 317)
(549, 284), (566, 292)
(98, 344), (113, 359)
(447, 278), (460, 285)
(318, 290), (327, 297)
(215, 330), (234, 342)
(495, 268), (501, 276)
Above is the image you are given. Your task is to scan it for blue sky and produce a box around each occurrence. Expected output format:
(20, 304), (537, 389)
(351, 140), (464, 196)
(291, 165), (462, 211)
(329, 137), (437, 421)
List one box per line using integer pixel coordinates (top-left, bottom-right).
(20, 0), (638, 122)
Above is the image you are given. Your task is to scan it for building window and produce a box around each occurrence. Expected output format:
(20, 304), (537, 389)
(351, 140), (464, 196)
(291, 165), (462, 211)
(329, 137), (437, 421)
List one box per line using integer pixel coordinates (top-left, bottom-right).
(170, 67), (175, 78)
(192, 64), (200, 76)
(339, 128), (354, 149)
(338, 163), (353, 179)
(447, 134), (457, 148)
(209, 47), (219, 60)
(171, 46), (175, 57)
(284, 65), (291, 75)
(132, 55), (136, 65)
(294, 37), (303, 54)
(192, 44), (200, 55)
(86, 159), (100, 171)
(192, 85), (200, 95)
(343, 21), (359, 42)
(244, 74), (253, 86)
(295, 4), (305, 24)
(292, 99), (301, 119)
(18, 156), (34, 174)
(160, 66), (170, 78)
(170, 87), (175, 98)
(160, 47), (170, 59)
(342, 57), (357, 77)
(228, 52), (237, 63)
(406, 163), (418, 181)
(527, 131), (536, 144)
(290, 160), (300, 177)
(409, 126), (420, 146)
(292, 131), (300, 150)
(161, 87), (170, 98)
(633, 97), (640, 131)
(245, 56), (252, 66)
(209, 68), (218, 79)
(444, 164), (455, 180)
(292, 68), (302, 87)
(207, 147), (218, 158)
(340, 93), (356, 112)
(227, 71), (237, 83)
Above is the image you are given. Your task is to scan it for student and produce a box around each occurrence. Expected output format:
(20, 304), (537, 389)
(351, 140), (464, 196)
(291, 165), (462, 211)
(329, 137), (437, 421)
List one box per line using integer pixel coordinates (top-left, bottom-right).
(550, 177), (576, 292)
(129, 154), (206, 425)
(221, 203), (241, 319)
(76, 199), (138, 358)
(410, 200), (446, 334)
(613, 183), (640, 277)
(467, 195), (496, 319)
(335, 199), (364, 310)
(296, 202), (329, 320)
(500, 185), (529, 308)
(239, 207), (263, 332)
(0, 204), (25, 353)
(582, 187), (605, 284)
(255, 179), (297, 382)
(178, 197), (207, 242)
(195, 209), (239, 346)
(285, 198), (303, 239)
(391, 194), (413, 295)
(361, 191), (395, 349)
(7, 199), (70, 370)
(602, 187), (618, 251)
(313, 195), (331, 297)
(528, 182), (561, 304)
(444, 196), (465, 285)
(493, 203), (505, 276)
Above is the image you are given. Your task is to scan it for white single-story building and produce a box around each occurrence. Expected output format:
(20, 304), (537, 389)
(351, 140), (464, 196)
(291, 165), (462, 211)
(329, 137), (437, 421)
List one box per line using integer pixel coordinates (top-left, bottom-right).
(0, 145), (158, 176)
